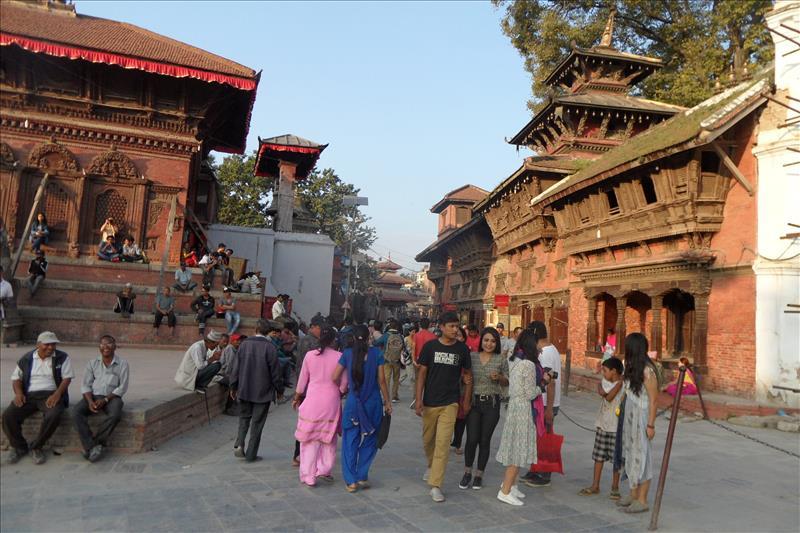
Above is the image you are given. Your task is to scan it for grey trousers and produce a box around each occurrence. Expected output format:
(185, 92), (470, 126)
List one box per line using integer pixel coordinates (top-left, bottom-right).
(25, 275), (44, 296)
(236, 400), (270, 461)
(72, 395), (124, 452)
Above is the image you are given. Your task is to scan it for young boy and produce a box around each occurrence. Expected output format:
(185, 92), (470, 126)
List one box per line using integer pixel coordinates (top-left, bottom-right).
(579, 357), (624, 499)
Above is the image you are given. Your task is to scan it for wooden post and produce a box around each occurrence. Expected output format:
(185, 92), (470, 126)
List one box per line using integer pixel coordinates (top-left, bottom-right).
(648, 366), (686, 531)
(10, 174), (49, 279)
(563, 348), (572, 397)
(156, 196), (178, 295)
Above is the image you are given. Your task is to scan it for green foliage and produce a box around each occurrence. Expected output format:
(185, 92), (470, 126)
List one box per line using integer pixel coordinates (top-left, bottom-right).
(295, 168), (377, 254)
(492, 0), (773, 108)
(213, 151), (273, 227)
(213, 156), (376, 254)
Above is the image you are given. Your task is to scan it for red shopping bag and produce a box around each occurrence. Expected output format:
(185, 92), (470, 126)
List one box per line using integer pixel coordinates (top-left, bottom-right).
(531, 432), (564, 474)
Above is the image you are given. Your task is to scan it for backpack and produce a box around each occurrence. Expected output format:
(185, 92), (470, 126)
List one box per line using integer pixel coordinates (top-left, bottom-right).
(384, 332), (404, 363)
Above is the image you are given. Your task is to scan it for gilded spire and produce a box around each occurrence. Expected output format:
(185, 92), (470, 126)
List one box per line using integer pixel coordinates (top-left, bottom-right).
(599, 5), (617, 48)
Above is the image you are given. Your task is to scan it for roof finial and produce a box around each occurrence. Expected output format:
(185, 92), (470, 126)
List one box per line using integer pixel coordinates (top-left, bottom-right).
(599, 5), (617, 48)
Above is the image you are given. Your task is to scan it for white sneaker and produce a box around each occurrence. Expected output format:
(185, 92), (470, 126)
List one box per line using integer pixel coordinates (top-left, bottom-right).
(501, 483), (525, 499)
(423, 468), (430, 482)
(497, 489), (524, 506)
(430, 487), (445, 503)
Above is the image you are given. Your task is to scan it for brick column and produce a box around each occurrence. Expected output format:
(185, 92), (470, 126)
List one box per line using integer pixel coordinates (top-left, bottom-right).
(650, 298), (663, 358)
(691, 293), (710, 367)
(586, 297), (598, 353)
(615, 296), (627, 357)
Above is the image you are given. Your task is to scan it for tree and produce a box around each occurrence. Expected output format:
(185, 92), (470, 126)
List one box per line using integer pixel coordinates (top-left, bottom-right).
(213, 151), (273, 227)
(492, 0), (773, 108)
(295, 168), (377, 254)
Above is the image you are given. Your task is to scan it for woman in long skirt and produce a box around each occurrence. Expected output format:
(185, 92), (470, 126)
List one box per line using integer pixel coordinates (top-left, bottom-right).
(292, 326), (347, 487)
(618, 333), (659, 513)
(495, 329), (551, 506)
(332, 324), (393, 492)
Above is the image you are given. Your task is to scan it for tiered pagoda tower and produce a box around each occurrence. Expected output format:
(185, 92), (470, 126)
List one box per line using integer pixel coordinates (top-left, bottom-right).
(508, 9), (683, 158)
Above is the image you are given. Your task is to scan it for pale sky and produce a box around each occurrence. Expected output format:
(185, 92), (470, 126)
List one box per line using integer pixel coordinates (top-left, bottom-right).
(79, 1), (534, 272)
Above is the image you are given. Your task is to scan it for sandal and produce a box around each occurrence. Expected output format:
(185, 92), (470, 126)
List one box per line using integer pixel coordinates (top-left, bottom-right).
(621, 500), (649, 513)
(357, 480), (371, 489)
(345, 483), (359, 493)
(609, 489), (621, 500)
(578, 487), (599, 496)
(616, 494), (634, 507)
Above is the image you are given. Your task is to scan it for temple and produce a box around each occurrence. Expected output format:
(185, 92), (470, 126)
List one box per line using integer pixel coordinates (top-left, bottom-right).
(417, 7), (798, 407)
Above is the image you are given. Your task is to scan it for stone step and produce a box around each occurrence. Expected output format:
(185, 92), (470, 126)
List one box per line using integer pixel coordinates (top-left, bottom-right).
(14, 277), (264, 316)
(17, 305), (262, 345)
(0, 383), (228, 453)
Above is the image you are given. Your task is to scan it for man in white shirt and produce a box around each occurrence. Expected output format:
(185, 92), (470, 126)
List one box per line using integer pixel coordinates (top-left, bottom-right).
(174, 331), (223, 391)
(0, 265), (13, 321)
(522, 321), (562, 487)
(271, 294), (287, 320)
(3, 331), (74, 465)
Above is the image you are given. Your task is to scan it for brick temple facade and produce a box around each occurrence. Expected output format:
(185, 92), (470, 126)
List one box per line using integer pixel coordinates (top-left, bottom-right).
(417, 11), (788, 399)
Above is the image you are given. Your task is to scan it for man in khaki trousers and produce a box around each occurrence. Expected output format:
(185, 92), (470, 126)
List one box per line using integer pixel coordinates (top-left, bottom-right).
(415, 311), (472, 503)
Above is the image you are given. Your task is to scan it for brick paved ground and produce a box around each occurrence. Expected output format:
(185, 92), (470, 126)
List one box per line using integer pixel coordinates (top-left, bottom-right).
(1, 374), (798, 532)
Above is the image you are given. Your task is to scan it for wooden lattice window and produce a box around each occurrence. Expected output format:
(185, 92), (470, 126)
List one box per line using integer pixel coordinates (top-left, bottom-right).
(44, 181), (70, 238)
(94, 189), (128, 233)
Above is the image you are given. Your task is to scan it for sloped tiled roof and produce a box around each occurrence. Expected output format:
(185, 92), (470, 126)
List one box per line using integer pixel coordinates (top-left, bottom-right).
(259, 134), (328, 150)
(376, 258), (403, 272)
(532, 71), (772, 206)
(0, 2), (255, 79)
(430, 184), (489, 213)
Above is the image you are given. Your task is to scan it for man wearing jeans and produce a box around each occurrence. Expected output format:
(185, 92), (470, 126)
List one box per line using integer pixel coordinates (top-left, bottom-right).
(72, 335), (129, 462)
(415, 311), (472, 503)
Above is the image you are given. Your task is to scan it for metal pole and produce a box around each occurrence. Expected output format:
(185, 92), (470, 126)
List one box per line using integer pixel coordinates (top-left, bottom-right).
(345, 217), (354, 319)
(157, 196), (178, 295)
(10, 173), (49, 279)
(649, 366), (687, 531)
(690, 363), (709, 420)
(563, 348), (572, 397)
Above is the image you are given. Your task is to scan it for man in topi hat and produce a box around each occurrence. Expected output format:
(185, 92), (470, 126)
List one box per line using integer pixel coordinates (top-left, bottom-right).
(174, 330), (223, 391)
(3, 331), (74, 465)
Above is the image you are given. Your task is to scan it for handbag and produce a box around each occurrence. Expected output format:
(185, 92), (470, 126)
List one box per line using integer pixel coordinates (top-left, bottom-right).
(531, 431), (564, 474)
(377, 413), (391, 449)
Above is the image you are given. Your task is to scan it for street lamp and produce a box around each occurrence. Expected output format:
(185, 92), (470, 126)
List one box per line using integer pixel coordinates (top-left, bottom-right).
(341, 196), (368, 318)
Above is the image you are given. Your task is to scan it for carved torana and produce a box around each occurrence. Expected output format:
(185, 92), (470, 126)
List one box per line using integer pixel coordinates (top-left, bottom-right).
(89, 146), (140, 180)
(27, 140), (80, 172)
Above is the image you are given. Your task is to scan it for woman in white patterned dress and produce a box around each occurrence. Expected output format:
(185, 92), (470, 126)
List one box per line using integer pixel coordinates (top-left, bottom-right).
(495, 329), (551, 506)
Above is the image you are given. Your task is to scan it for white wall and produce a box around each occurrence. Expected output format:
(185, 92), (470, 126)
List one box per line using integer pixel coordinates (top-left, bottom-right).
(753, 0), (800, 408)
(205, 224), (275, 288)
(271, 231), (334, 323)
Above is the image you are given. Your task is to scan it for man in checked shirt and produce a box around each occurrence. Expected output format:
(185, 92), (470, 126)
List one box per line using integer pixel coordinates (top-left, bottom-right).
(72, 334), (130, 463)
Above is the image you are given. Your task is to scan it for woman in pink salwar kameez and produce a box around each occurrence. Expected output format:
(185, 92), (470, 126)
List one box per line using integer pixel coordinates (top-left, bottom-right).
(292, 326), (347, 487)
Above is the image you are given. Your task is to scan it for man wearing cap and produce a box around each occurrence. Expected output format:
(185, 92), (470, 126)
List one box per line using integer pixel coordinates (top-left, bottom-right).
(231, 319), (284, 462)
(113, 283), (136, 318)
(3, 331), (74, 464)
(25, 249), (48, 297)
(174, 330), (223, 391)
(72, 334), (129, 462)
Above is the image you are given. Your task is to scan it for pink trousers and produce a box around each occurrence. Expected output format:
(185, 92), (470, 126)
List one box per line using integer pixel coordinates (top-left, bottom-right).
(299, 437), (337, 486)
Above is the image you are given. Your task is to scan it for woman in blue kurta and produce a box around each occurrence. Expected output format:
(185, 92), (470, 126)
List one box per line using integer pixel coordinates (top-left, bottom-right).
(332, 324), (393, 492)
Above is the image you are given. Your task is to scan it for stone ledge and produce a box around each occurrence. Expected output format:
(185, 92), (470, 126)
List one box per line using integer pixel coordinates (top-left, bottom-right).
(0, 383), (227, 453)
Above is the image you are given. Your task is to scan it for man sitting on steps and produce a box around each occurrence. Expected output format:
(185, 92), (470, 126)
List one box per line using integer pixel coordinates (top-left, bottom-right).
(25, 249), (48, 297)
(173, 262), (197, 293)
(113, 283), (136, 318)
(174, 330), (223, 391)
(2, 331), (74, 465)
(72, 334), (130, 463)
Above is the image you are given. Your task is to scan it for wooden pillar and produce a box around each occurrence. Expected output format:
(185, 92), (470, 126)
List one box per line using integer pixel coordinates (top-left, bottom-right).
(616, 296), (627, 357)
(544, 299), (553, 335)
(586, 296), (598, 353)
(651, 298), (663, 359)
(691, 293), (710, 367)
(67, 176), (85, 258)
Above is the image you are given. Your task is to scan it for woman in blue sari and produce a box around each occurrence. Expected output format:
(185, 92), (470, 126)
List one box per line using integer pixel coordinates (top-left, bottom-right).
(332, 324), (393, 492)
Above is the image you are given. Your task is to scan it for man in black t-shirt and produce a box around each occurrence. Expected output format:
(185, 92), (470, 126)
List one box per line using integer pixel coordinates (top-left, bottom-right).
(415, 311), (472, 503)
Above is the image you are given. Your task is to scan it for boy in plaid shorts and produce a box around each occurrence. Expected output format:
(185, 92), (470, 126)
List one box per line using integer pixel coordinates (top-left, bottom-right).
(579, 357), (623, 498)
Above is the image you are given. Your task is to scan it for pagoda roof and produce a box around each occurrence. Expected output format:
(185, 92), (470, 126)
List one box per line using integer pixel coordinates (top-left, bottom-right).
(416, 214), (490, 263)
(532, 70), (772, 207)
(0, 2), (256, 85)
(377, 272), (409, 286)
(508, 94), (682, 146)
(376, 287), (417, 304)
(430, 184), (489, 213)
(543, 46), (663, 88)
(254, 135), (328, 179)
(376, 258), (403, 271)
(0, 1), (259, 153)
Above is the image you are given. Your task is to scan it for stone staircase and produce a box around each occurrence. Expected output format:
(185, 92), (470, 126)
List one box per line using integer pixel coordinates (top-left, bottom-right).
(11, 254), (266, 346)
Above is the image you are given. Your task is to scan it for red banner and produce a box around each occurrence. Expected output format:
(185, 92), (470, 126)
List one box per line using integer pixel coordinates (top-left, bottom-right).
(494, 294), (510, 307)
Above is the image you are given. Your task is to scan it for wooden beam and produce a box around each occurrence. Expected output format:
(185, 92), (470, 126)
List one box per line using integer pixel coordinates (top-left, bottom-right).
(711, 142), (754, 196)
(156, 195), (178, 295)
(10, 174), (49, 279)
